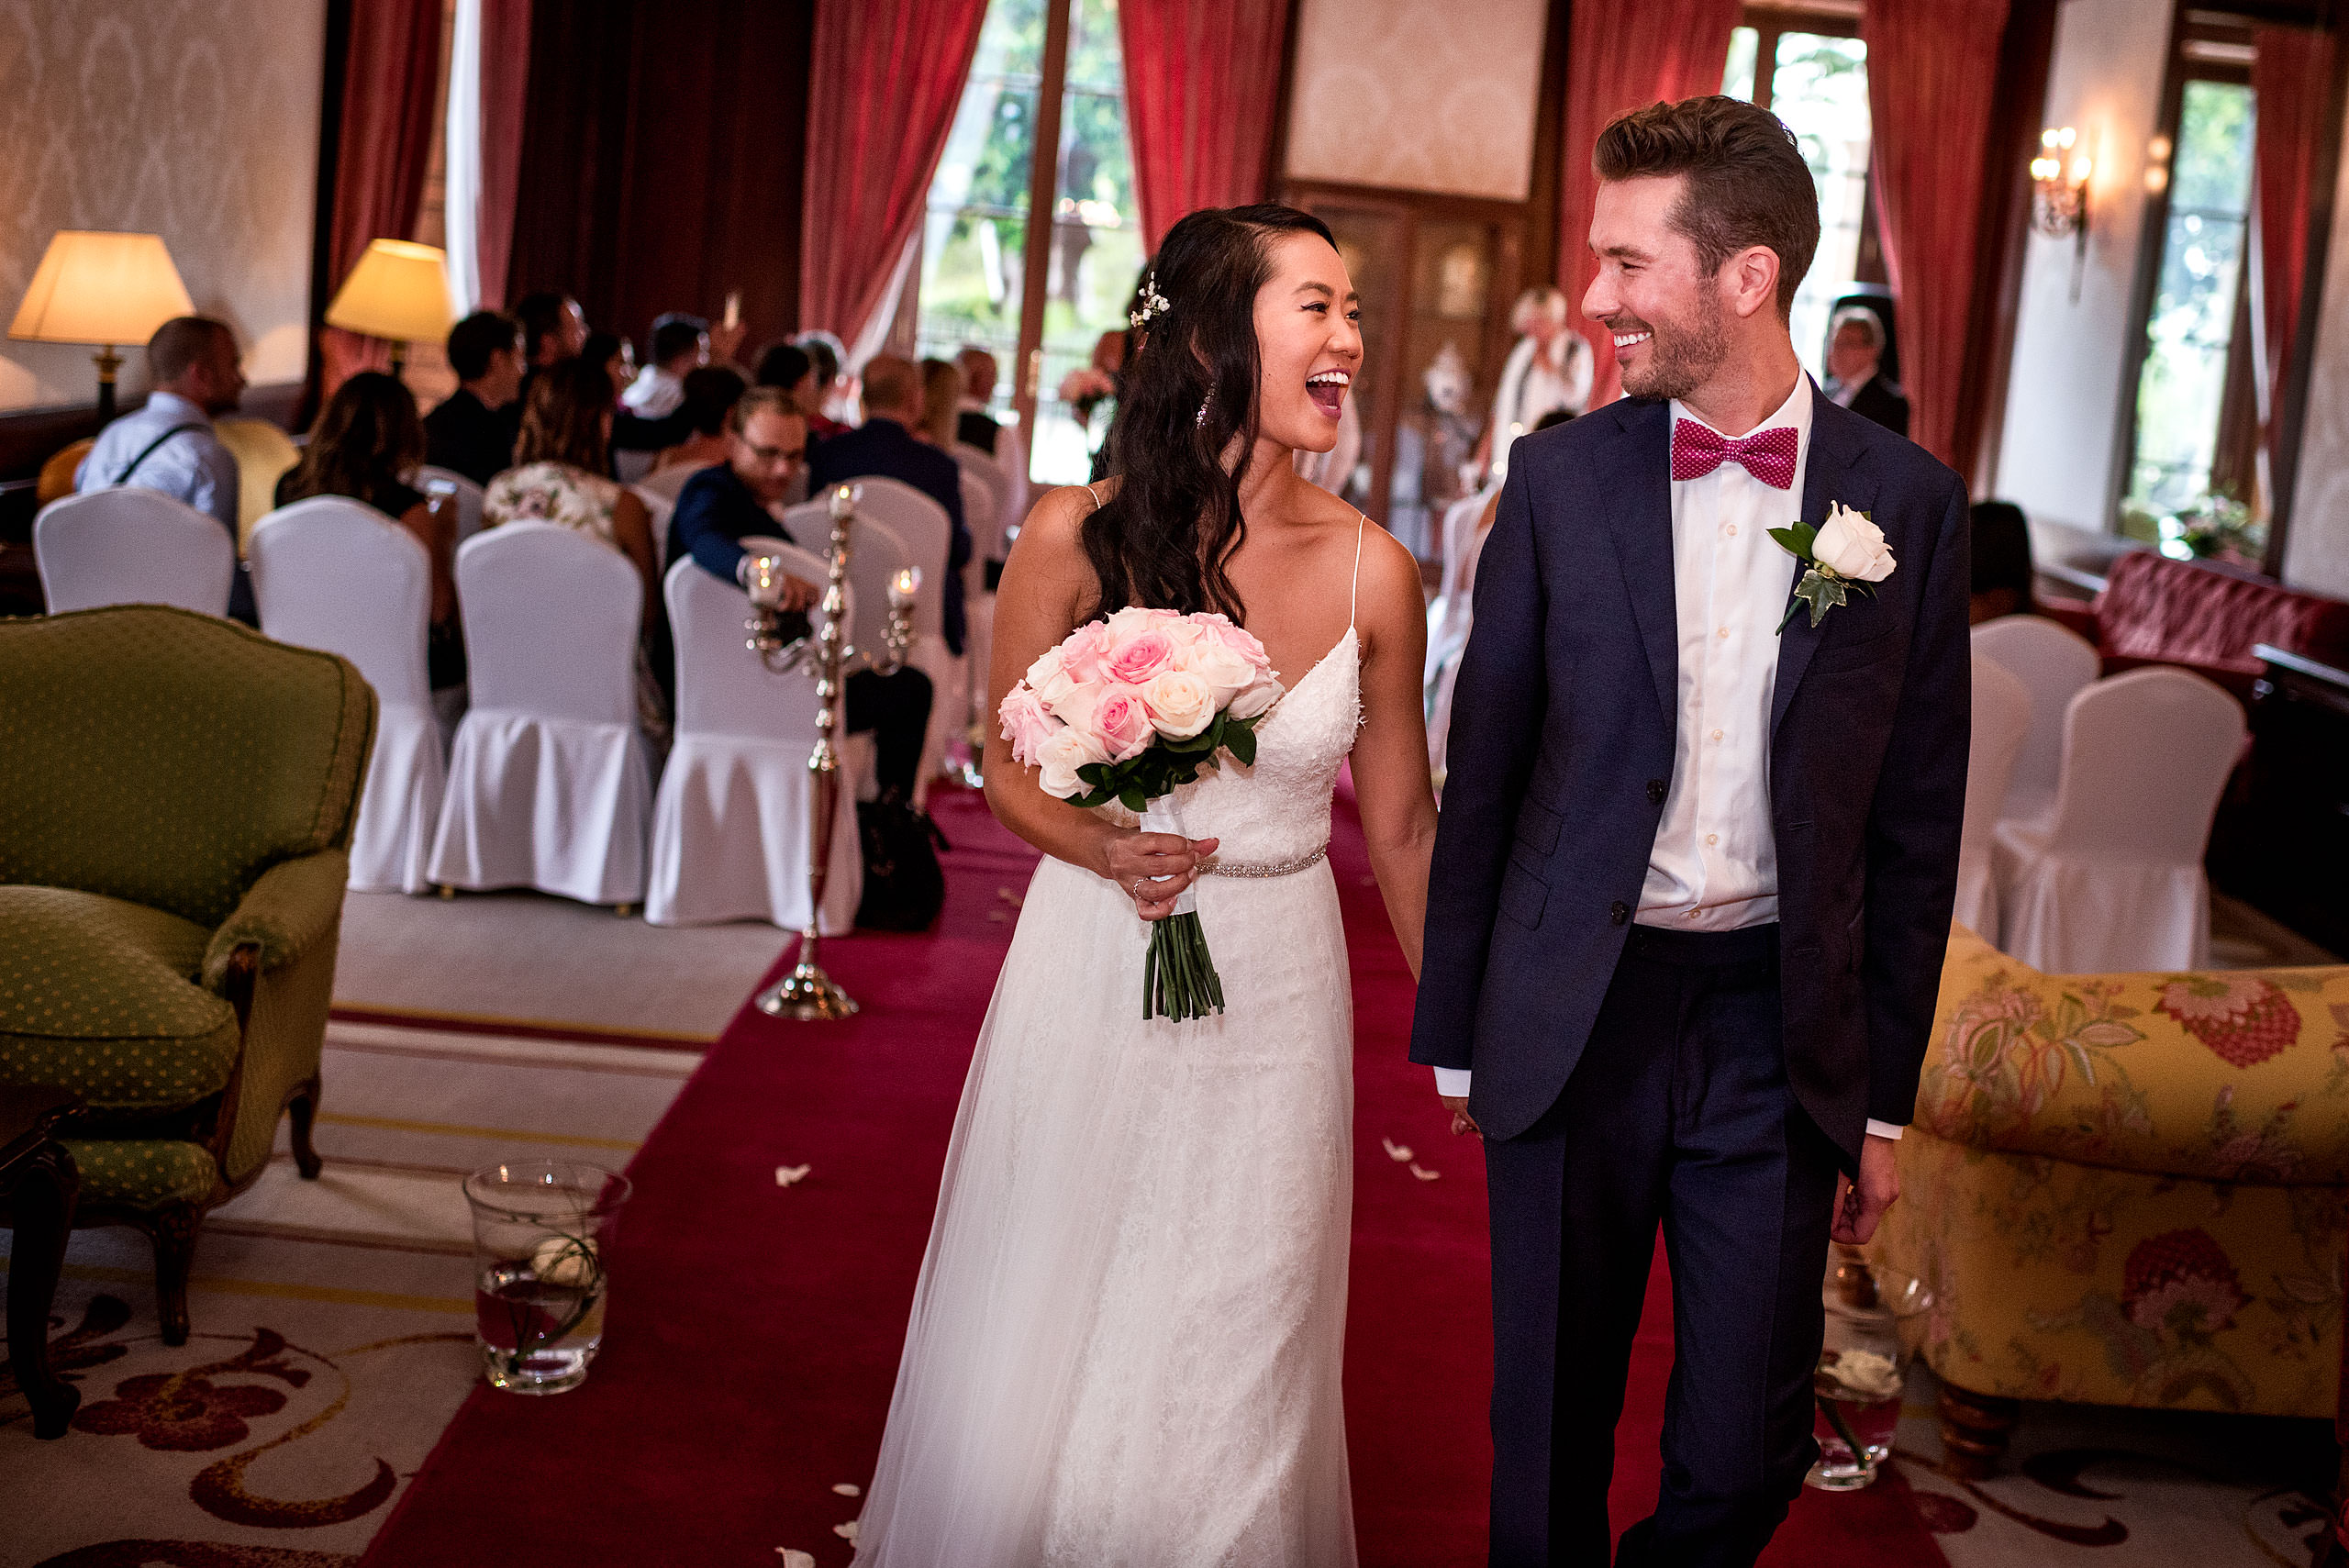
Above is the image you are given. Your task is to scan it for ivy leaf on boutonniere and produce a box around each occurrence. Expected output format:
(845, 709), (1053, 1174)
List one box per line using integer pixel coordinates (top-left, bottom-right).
(1769, 502), (1897, 634)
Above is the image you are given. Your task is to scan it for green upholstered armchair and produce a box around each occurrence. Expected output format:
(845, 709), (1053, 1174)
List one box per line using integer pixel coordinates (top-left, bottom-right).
(0, 606), (375, 1344)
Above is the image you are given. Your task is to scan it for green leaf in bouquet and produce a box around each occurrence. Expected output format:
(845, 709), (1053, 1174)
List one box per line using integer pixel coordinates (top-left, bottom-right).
(1119, 787), (1148, 813)
(1225, 721), (1258, 767)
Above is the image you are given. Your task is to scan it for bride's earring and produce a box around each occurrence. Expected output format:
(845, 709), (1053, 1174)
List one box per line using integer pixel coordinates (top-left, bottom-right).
(1196, 389), (1213, 429)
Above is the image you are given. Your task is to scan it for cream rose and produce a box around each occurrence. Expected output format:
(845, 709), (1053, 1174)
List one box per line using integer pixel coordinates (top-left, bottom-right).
(1141, 670), (1214, 740)
(1034, 725), (1110, 799)
(1812, 503), (1896, 584)
(1183, 637), (1255, 704)
(997, 685), (1056, 764)
(1226, 676), (1282, 720)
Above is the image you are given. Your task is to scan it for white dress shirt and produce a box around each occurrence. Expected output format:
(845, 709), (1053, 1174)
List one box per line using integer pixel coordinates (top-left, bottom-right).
(75, 391), (239, 530)
(1827, 369), (1873, 410)
(1433, 375), (1900, 1142)
(622, 364), (685, 418)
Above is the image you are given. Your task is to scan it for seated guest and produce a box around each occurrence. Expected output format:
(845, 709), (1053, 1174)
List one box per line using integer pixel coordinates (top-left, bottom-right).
(582, 331), (635, 402)
(424, 310), (524, 484)
(667, 386), (933, 796)
(486, 358), (659, 608)
(809, 353), (972, 659)
(641, 365), (746, 501)
(590, 329), (693, 459)
(1970, 500), (2038, 625)
(918, 358), (963, 448)
(277, 371), (462, 690)
(76, 315), (254, 623)
(624, 313), (707, 419)
(514, 290), (588, 376)
(756, 340), (817, 409)
(793, 330), (852, 439)
(953, 347), (1001, 454)
(1824, 306), (1909, 438)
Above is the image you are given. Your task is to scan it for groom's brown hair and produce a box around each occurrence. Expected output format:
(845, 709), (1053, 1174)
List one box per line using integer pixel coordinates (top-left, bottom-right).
(1594, 95), (1820, 320)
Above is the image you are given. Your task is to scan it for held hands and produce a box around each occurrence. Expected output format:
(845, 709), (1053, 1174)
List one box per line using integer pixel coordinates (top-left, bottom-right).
(1831, 1133), (1901, 1246)
(1440, 1095), (1481, 1139)
(1103, 832), (1219, 923)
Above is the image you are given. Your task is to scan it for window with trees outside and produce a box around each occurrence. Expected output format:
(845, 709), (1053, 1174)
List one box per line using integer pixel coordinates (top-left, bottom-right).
(1722, 12), (1876, 381)
(913, 0), (1143, 489)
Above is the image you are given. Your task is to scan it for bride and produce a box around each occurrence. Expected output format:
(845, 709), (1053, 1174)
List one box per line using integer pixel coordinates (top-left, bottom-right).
(852, 204), (1439, 1565)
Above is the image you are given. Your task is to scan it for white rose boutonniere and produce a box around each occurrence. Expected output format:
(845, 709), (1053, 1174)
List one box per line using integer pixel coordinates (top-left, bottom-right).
(1770, 502), (1897, 633)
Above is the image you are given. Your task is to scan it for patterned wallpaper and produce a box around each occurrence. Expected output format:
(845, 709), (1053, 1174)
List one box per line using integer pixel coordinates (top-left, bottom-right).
(0, 0), (326, 412)
(1283, 0), (1547, 202)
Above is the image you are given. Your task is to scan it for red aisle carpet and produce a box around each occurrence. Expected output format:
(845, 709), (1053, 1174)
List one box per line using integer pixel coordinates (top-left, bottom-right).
(362, 783), (1946, 1565)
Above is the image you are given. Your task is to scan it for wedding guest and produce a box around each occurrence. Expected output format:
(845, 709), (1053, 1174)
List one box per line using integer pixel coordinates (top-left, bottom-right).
(793, 330), (853, 438)
(513, 290), (588, 372)
(424, 310), (523, 484)
(582, 332), (635, 402)
(808, 353), (972, 657)
(756, 340), (821, 428)
(1479, 285), (1594, 481)
(486, 358), (658, 607)
(623, 313), (707, 420)
(646, 365), (746, 486)
(276, 371), (462, 690)
(953, 347), (1001, 453)
(1970, 500), (2037, 624)
(918, 358), (963, 447)
(76, 315), (253, 622)
(666, 385), (933, 795)
(1825, 306), (1909, 438)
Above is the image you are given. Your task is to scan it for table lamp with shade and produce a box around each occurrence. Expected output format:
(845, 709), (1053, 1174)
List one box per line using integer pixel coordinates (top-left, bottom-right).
(324, 239), (454, 373)
(6, 231), (196, 419)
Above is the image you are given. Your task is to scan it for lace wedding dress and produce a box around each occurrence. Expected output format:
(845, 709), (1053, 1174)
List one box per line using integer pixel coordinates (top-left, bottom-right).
(852, 536), (1367, 1568)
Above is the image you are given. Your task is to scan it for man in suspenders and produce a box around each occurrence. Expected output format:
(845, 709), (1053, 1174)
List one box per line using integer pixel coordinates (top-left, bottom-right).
(75, 316), (253, 622)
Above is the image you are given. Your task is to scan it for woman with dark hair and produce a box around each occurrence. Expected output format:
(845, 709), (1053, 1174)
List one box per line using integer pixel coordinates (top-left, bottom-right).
(279, 371), (464, 687)
(852, 206), (1434, 1563)
(1970, 499), (2037, 624)
(486, 357), (660, 610)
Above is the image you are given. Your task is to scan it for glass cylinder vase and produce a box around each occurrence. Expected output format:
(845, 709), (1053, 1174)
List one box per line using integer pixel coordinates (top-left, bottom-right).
(463, 1161), (632, 1395)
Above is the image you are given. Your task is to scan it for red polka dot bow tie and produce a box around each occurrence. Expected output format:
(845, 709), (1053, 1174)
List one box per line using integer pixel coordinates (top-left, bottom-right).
(1671, 420), (1798, 489)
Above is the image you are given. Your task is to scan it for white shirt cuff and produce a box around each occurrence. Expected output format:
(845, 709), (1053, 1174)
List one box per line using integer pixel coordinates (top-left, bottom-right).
(1865, 1119), (1905, 1141)
(1432, 1067), (1473, 1098)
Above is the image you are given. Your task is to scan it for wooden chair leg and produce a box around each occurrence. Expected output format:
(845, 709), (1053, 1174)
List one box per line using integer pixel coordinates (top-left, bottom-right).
(6, 1141), (82, 1439)
(145, 1204), (203, 1348)
(288, 1077), (324, 1180)
(1939, 1383), (2021, 1478)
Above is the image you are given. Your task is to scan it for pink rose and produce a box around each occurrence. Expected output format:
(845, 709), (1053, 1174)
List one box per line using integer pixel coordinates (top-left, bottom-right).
(997, 685), (1056, 765)
(1186, 637), (1255, 705)
(1056, 620), (1117, 684)
(1106, 629), (1176, 687)
(1102, 606), (1178, 642)
(1200, 616), (1273, 675)
(1089, 684), (1157, 762)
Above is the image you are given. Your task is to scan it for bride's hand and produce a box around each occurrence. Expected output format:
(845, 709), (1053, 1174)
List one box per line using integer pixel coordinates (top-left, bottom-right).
(1102, 833), (1219, 922)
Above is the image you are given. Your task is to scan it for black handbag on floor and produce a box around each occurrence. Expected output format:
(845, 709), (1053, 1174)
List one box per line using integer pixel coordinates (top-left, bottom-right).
(854, 791), (948, 931)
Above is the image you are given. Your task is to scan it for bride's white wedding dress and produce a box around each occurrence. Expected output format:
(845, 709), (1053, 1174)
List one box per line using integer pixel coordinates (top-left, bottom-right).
(852, 530), (1367, 1568)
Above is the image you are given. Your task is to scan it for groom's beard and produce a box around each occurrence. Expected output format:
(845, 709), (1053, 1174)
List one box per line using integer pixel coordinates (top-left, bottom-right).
(1614, 295), (1730, 403)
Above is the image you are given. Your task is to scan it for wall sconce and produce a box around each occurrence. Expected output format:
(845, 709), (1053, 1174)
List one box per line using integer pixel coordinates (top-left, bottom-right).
(2031, 127), (2095, 300)
(2143, 134), (2173, 195)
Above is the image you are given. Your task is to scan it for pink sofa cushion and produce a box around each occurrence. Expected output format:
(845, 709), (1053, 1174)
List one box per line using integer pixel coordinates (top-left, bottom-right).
(2093, 550), (2349, 678)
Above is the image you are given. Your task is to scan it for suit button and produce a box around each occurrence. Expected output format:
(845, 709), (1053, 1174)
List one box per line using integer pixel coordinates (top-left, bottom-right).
(1609, 901), (1630, 925)
(1646, 779), (1667, 805)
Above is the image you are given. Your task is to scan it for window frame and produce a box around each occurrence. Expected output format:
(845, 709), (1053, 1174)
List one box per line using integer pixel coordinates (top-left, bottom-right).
(1735, 6), (1889, 294)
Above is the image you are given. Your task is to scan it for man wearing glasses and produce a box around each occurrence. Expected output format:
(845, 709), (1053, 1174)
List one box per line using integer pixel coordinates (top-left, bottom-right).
(667, 385), (933, 799)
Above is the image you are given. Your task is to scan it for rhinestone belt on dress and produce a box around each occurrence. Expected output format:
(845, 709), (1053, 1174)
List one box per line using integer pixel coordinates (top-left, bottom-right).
(1201, 846), (1329, 879)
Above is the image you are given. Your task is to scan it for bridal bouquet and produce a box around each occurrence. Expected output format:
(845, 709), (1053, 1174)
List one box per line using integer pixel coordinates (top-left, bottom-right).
(1000, 607), (1285, 1022)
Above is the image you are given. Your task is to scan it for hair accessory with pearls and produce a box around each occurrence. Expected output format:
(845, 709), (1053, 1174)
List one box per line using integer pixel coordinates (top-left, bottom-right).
(1129, 272), (1171, 328)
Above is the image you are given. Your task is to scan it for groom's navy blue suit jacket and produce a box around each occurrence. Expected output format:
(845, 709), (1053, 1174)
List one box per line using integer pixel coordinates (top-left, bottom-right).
(1408, 388), (1970, 1166)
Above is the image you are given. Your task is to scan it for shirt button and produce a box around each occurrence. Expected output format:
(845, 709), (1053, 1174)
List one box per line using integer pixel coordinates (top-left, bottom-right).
(1725, 524), (1738, 537)
(1710, 728), (1724, 741)
(1646, 778), (1667, 804)
(1706, 833), (1719, 846)
(1686, 908), (1702, 919)
(1609, 901), (1631, 925)
(1716, 626), (1729, 639)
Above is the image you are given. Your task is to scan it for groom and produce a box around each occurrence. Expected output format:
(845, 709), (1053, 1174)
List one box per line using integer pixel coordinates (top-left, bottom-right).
(1412, 96), (1968, 1566)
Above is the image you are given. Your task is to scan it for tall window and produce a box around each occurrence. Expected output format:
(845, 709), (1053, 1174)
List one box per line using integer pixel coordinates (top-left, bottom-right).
(1723, 14), (1876, 380)
(915, 0), (1141, 486)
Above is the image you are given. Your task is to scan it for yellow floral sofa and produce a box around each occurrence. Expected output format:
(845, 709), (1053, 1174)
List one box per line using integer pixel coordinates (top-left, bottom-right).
(1876, 926), (2347, 1474)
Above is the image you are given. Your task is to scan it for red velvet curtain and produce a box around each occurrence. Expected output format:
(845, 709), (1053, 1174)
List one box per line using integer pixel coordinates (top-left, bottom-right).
(1119, 0), (1292, 250)
(320, 0), (446, 395)
(799, 0), (989, 353)
(473, 0), (533, 311)
(2253, 25), (2338, 472)
(1863, 0), (2012, 465)
(1559, 0), (1742, 409)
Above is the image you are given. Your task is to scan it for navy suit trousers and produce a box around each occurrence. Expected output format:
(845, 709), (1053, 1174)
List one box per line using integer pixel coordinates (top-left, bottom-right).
(1483, 923), (1841, 1567)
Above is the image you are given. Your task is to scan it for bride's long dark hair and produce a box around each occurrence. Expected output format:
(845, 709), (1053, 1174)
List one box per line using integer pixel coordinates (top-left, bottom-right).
(1084, 203), (1338, 625)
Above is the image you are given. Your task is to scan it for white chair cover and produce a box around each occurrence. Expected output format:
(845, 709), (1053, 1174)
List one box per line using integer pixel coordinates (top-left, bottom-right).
(776, 501), (908, 670)
(630, 484), (677, 564)
(1425, 484), (1497, 687)
(1994, 667), (2245, 973)
(1955, 653), (2031, 945)
(952, 441), (1015, 560)
(249, 497), (447, 895)
(841, 477), (960, 791)
(428, 522), (654, 906)
(959, 473), (999, 733)
(417, 466), (486, 545)
(1971, 614), (2100, 828)
(646, 559), (863, 929)
(634, 462), (708, 506)
(35, 488), (234, 616)
(615, 449), (655, 484)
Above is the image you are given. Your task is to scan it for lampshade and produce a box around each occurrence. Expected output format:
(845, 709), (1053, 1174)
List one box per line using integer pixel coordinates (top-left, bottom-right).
(8, 231), (195, 347)
(325, 239), (455, 345)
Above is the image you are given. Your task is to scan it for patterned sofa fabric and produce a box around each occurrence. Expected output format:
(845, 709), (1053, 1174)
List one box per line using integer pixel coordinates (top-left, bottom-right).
(1883, 927), (2347, 1420)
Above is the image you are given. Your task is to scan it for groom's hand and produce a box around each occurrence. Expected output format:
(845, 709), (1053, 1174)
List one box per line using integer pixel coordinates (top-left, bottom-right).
(1440, 1095), (1480, 1138)
(1831, 1134), (1901, 1245)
